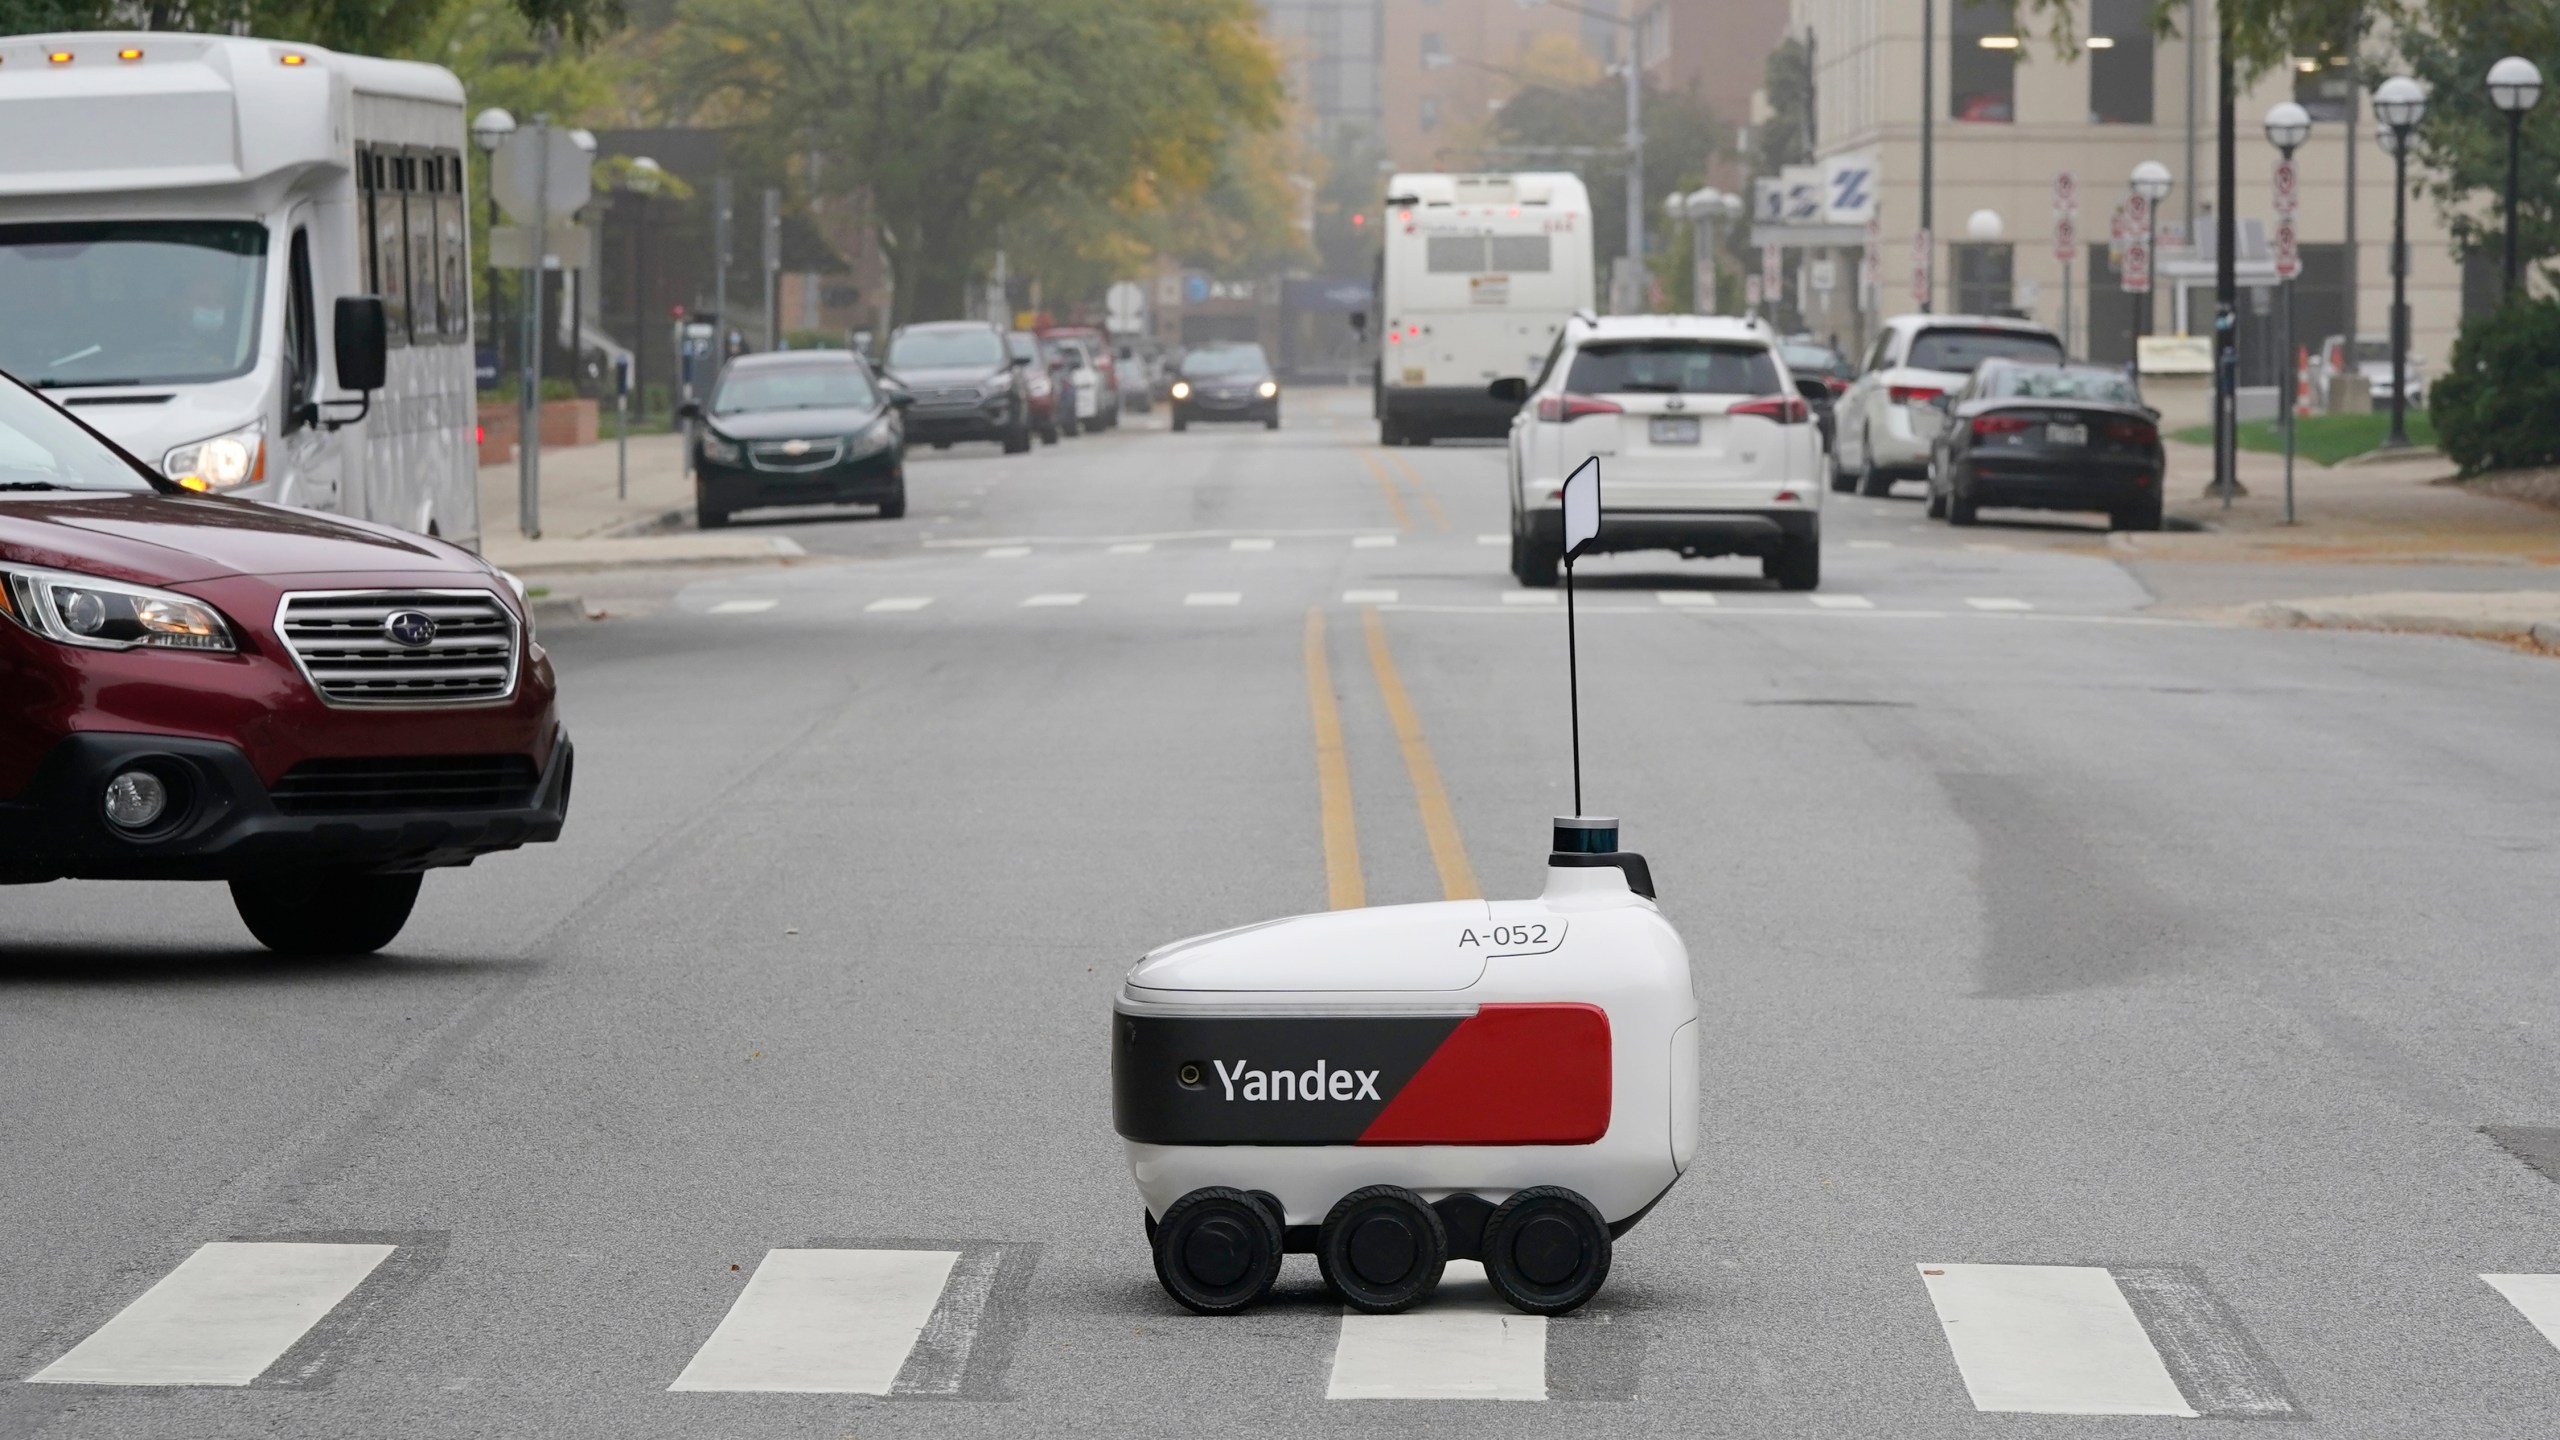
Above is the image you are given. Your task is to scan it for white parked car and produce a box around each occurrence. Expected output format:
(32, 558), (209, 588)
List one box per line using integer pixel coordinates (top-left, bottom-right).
(2313, 334), (2427, 411)
(1831, 315), (2066, 497)
(1496, 314), (1828, 590)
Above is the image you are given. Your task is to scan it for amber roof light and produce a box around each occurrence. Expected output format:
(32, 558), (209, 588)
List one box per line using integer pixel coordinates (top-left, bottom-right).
(117, 48), (143, 61)
(48, 51), (73, 65)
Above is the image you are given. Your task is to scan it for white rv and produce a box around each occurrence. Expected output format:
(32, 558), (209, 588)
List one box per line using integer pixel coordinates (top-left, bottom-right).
(1376, 171), (1595, 446)
(0, 34), (477, 545)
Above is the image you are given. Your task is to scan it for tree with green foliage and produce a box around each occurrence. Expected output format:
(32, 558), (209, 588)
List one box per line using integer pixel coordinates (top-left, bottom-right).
(2430, 295), (2560, 472)
(2398, 3), (2560, 278)
(1483, 75), (1728, 276)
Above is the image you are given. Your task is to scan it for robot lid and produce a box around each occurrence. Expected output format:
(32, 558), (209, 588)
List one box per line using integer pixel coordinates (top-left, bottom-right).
(1127, 900), (1498, 994)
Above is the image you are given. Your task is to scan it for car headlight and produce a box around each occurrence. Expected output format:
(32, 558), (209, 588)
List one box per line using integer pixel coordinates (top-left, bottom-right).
(161, 421), (264, 493)
(0, 565), (234, 652)
(1170, 381), (1192, 400)
(979, 373), (1013, 399)
(700, 430), (744, 465)
(846, 418), (896, 458)
(1257, 380), (1279, 399)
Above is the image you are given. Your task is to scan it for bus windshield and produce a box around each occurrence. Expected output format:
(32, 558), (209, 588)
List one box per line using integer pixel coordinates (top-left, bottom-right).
(0, 222), (268, 389)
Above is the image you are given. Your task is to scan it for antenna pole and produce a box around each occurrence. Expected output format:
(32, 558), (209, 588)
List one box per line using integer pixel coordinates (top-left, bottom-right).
(1566, 554), (1582, 816)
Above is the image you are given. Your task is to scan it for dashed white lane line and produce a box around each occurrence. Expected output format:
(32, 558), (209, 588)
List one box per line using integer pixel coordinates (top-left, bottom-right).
(1918, 1264), (2195, 1417)
(709, 599), (778, 615)
(29, 1241), (396, 1386)
(1107, 542), (1153, 555)
(1501, 592), (1558, 606)
(1343, 589), (1399, 604)
(1656, 591), (1718, 606)
(1021, 593), (1086, 608)
(1326, 1261), (1546, 1401)
(1478, 534), (1507, 546)
(2483, 1274), (2560, 1352)
(982, 546), (1032, 560)
(1810, 594), (1875, 609)
(866, 597), (934, 613)
(1847, 539), (1895, 549)
(1230, 538), (1275, 552)
(1966, 597), (2035, 612)
(1354, 535), (1397, 548)
(669, 1248), (958, 1394)
(1185, 592), (1242, 607)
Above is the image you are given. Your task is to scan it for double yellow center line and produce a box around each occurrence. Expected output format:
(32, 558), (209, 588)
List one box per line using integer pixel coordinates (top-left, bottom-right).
(1302, 606), (1479, 910)
(1353, 448), (1450, 532)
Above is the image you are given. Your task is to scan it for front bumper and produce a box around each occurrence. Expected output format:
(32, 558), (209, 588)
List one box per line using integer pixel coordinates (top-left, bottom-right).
(0, 725), (572, 883)
(905, 399), (1016, 442)
(1176, 392), (1277, 423)
(1524, 505), (1815, 560)
(698, 451), (901, 512)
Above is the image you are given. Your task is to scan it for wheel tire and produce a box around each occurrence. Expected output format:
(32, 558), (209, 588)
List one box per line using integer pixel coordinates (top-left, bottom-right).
(1002, 423), (1031, 455)
(2116, 495), (2164, 532)
(1039, 424), (1059, 446)
(1380, 418), (1403, 446)
(877, 485), (907, 520)
(230, 870), (422, 956)
(1830, 435), (1858, 493)
(932, 441), (952, 451)
(1482, 1186), (1612, 1316)
(1924, 481), (1948, 519)
(1947, 480), (1980, 527)
(1513, 528), (1561, 588)
(1856, 438), (1894, 498)
(1265, 412), (1280, 430)
(1171, 415), (1188, 433)
(1765, 531), (1821, 591)
(1152, 1187), (1282, 1315)
(697, 503), (729, 530)
(1318, 1185), (1448, 1314)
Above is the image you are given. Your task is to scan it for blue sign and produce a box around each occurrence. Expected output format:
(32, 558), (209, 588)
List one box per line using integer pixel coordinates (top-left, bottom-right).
(1183, 274), (1210, 304)
(474, 345), (500, 389)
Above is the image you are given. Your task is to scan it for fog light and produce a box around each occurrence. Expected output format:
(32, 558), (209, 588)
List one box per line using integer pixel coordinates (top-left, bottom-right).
(103, 770), (168, 830)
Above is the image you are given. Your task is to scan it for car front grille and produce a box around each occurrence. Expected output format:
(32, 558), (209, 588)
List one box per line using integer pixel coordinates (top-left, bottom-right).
(914, 387), (982, 407)
(276, 590), (520, 707)
(269, 754), (540, 814)
(749, 439), (846, 472)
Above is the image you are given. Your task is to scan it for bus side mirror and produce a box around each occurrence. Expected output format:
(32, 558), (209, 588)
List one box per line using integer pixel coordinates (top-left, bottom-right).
(1487, 377), (1529, 404)
(333, 296), (388, 393)
(1349, 310), (1368, 339)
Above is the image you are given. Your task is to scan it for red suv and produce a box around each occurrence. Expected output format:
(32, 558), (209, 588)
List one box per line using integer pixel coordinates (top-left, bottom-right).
(0, 371), (569, 955)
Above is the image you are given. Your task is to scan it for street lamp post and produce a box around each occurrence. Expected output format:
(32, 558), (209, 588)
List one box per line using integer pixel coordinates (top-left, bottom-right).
(2130, 161), (2171, 363)
(621, 156), (664, 501)
(470, 108), (515, 381)
(2373, 75), (2427, 450)
(2265, 101), (2313, 526)
(2489, 57), (2543, 302)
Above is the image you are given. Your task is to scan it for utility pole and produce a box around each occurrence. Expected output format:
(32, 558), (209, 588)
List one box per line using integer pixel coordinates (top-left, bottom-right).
(761, 187), (781, 351)
(712, 173), (732, 364)
(1920, 0), (1935, 313)
(2213, 14), (2238, 506)
(2343, 54), (2358, 401)
(2184, 0), (2199, 246)
(1623, 17), (1645, 312)
(517, 114), (550, 541)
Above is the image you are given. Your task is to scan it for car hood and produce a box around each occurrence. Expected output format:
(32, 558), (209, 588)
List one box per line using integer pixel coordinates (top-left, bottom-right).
(0, 492), (486, 587)
(884, 364), (1005, 388)
(704, 405), (886, 441)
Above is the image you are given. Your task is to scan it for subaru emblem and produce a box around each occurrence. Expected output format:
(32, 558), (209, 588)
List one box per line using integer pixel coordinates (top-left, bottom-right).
(382, 609), (437, 648)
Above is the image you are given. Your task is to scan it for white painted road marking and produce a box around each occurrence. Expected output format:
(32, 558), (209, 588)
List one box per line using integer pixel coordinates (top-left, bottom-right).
(709, 599), (778, 615)
(1107, 542), (1153, 554)
(1501, 592), (1558, 606)
(1918, 1263), (2195, 1416)
(670, 1248), (959, 1394)
(866, 597), (933, 612)
(981, 546), (1032, 560)
(1021, 593), (1086, 608)
(29, 1241), (395, 1387)
(1848, 539), (1895, 549)
(1185, 592), (1242, 607)
(1354, 535), (1397, 548)
(1478, 533), (1507, 545)
(1967, 597), (2035, 612)
(1344, 589), (1399, 604)
(1230, 538), (1275, 552)
(2484, 1274), (2560, 1352)
(1810, 595), (1875, 609)
(1327, 1261), (1546, 1401)
(1657, 591), (1718, 606)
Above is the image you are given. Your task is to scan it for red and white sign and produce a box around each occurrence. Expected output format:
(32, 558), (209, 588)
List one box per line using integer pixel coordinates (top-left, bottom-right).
(1911, 228), (1932, 306)
(2274, 217), (2301, 281)
(2120, 194), (2151, 294)
(1762, 243), (1781, 298)
(2272, 159), (2299, 217)
(2053, 213), (2078, 263)
(1744, 273), (1764, 310)
(1862, 212), (1882, 300)
(2052, 171), (2077, 213)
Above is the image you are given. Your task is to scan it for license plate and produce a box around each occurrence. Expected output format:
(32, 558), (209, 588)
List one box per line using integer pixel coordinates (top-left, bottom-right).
(2047, 422), (2087, 446)
(1649, 416), (1701, 445)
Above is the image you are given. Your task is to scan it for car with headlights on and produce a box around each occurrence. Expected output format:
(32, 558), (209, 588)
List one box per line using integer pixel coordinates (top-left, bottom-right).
(0, 370), (568, 954)
(1925, 359), (2165, 530)
(882, 320), (1031, 454)
(681, 351), (907, 527)
(1168, 343), (1280, 431)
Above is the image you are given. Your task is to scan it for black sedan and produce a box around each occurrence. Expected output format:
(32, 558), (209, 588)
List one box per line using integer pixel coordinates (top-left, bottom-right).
(681, 351), (909, 528)
(1780, 337), (1855, 456)
(1926, 360), (2165, 532)
(1168, 342), (1279, 431)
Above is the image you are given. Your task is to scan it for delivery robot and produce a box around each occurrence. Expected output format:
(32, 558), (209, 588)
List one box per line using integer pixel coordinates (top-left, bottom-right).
(1111, 458), (1698, 1317)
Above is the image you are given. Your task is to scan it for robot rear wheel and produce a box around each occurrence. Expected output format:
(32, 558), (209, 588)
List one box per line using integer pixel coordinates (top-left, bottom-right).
(1317, 1185), (1448, 1314)
(1482, 1186), (1613, 1315)
(1152, 1187), (1283, 1315)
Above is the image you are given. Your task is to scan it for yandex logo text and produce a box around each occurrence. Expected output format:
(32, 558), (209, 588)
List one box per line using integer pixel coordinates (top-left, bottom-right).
(1212, 1058), (1381, 1103)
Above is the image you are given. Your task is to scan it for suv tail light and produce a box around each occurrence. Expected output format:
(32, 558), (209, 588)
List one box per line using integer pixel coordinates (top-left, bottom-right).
(2104, 418), (2159, 444)
(1972, 414), (2033, 437)
(1537, 392), (1624, 422)
(1889, 385), (1944, 405)
(1730, 395), (1809, 424)
(1824, 376), (1850, 394)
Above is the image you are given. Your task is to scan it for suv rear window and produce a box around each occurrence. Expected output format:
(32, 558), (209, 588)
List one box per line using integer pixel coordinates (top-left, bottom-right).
(1566, 340), (1780, 395)
(1907, 328), (2064, 373)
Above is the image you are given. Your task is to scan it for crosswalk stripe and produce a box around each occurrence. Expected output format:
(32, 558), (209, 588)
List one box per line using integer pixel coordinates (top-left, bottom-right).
(709, 599), (778, 615)
(1478, 534), (1507, 545)
(1657, 591), (1718, 606)
(1810, 595), (1874, 609)
(866, 597), (933, 612)
(29, 1241), (395, 1387)
(1501, 592), (1557, 606)
(2484, 1274), (2560, 1351)
(981, 546), (1031, 560)
(1918, 1263), (2195, 1416)
(1966, 597), (2035, 611)
(1326, 1262), (1546, 1401)
(1185, 592), (1242, 607)
(1354, 535), (1397, 548)
(669, 1248), (959, 1394)
(1344, 589), (1399, 604)
(1847, 539), (1895, 549)
(1231, 538), (1275, 552)
(1108, 542), (1153, 554)
(1021, 593), (1085, 608)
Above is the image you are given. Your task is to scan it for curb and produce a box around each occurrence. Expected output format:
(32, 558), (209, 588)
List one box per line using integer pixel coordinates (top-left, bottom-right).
(527, 592), (595, 626)
(2243, 601), (2560, 648)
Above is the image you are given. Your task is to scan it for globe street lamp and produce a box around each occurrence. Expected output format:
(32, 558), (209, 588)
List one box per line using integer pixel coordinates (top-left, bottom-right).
(2265, 102), (2313, 524)
(2372, 75), (2427, 449)
(2129, 161), (2172, 355)
(470, 108), (516, 378)
(2489, 57), (2542, 300)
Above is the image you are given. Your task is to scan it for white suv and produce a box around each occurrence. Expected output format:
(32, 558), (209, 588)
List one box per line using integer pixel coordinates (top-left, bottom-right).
(1831, 314), (2066, 497)
(1497, 315), (1826, 591)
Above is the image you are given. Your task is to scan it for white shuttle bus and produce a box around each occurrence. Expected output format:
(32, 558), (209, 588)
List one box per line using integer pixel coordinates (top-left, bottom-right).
(1376, 171), (1594, 446)
(0, 33), (477, 544)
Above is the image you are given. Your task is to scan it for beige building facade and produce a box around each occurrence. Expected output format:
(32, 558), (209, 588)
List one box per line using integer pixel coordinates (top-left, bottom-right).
(1781, 0), (2470, 394)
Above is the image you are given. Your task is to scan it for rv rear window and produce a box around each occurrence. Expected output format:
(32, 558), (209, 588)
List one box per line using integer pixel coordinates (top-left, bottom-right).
(1425, 235), (1483, 274)
(1487, 235), (1550, 273)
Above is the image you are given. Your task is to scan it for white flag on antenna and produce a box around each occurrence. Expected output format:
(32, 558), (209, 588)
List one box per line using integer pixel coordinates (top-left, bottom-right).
(1562, 457), (1601, 559)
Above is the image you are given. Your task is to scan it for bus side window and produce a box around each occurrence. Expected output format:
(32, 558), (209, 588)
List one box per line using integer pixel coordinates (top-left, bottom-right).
(437, 152), (468, 342)
(283, 229), (318, 433)
(370, 149), (409, 345)
(405, 148), (439, 342)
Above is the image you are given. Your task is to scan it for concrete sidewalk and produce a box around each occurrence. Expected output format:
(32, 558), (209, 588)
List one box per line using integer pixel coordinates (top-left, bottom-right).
(477, 430), (804, 575)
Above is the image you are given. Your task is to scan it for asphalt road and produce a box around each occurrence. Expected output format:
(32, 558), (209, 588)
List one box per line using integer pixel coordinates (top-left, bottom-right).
(8, 388), (2560, 1437)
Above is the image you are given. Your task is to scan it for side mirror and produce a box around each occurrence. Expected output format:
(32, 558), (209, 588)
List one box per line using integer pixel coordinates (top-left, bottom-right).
(332, 296), (388, 393)
(1793, 376), (1830, 404)
(884, 385), (915, 410)
(1349, 310), (1369, 339)
(676, 400), (703, 422)
(1487, 377), (1529, 404)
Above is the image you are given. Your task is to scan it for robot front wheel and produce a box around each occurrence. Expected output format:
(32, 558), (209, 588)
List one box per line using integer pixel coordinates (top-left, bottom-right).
(1482, 1186), (1613, 1315)
(1151, 1187), (1284, 1315)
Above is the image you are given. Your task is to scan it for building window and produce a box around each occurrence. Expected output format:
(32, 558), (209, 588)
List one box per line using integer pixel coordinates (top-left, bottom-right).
(1420, 96), (1442, 133)
(1952, 242), (2014, 315)
(2088, 0), (2153, 125)
(2292, 41), (2355, 124)
(1950, 0), (2016, 123)
(1419, 32), (1443, 65)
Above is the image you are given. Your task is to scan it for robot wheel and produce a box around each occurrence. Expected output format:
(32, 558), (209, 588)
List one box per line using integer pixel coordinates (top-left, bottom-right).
(1317, 1185), (1449, 1314)
(1482, 1185), (1613, 1315)
(1152, 1187), (1283, 1315)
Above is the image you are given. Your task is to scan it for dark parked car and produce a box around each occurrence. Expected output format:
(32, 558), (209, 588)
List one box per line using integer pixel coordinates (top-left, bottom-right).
(682, 351), (908, 527)
(1780, 338), (1855, 454)
(1009, 330), (1063, 445)
(1169, 343), (1280, 431)
(0, 369), (568, 954)
(882, 321), (1031, 454)
(1926, 360), (2165, 531)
